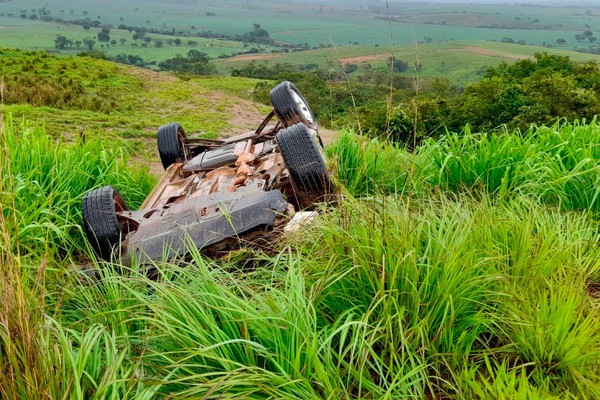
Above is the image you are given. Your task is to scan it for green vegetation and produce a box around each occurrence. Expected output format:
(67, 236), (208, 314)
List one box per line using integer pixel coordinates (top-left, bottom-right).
(2, 5), (600, 394)
(329, 121), (600, 213)
(1, 113), (599, 398)
(0, 49), (264, 145)
(3, 0), (600, 76)
(239, 51), (600, 145)
(0, 115), (155, 258)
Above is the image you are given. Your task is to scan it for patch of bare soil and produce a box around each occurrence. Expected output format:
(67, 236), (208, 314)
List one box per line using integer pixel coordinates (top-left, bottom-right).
(224, 54), (280, 63)
(217, 95), (267, 136)
(318, 127), (339, 146)
(450, 46), (531, 61)
(339, 54), (387, 65)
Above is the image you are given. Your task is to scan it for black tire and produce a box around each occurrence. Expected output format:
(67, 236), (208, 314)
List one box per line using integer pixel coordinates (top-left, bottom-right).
(270, 81), (318, 130)
(82, 186), (127, 261)
(157, 122), (187, 169)
(276, 123), (332, 207)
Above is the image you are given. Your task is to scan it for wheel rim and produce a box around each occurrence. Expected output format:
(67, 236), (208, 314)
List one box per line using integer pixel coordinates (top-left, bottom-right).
(290, 90), (315, 126)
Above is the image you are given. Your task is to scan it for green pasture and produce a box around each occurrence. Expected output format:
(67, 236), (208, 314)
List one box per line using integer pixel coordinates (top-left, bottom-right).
(0, 17), (272, 63)
(215, 41), (600, 87)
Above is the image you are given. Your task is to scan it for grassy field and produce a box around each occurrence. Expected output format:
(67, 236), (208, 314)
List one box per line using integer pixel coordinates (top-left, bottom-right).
(13, 14), (600, 87)
(215, 40), (600, 86)
(3, 0), (600, 72)
(0, 16), (272, 62)
(4, 0), (600, 48)
(1, 110), (598, 398)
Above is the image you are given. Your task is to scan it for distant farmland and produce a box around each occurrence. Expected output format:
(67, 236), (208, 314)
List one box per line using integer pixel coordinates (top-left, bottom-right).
(214, 41), (600, 86)
(3, 0), (600, 49)
(3, 0), (600, 87)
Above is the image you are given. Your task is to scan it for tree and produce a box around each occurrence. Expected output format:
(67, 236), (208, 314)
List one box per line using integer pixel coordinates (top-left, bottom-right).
(174, 38), (181, 46)
(97, 31), (110, 42)
(83, 38), (95, 50)
(240, 26), (272, 44)
(54, 35), (70, 49)
(387, 56), (408, 72)
(119, 38), (127, 46)
(344, 63), (358, 74)
(110, 39), (117, 47)
(556, 38), (566, 45)
(132, 31), (146, 41)
(158, 50), (216, 75)
(253, 23), (261, 30)
(75, 40), (82, 48)
(154, 39), (163, 48)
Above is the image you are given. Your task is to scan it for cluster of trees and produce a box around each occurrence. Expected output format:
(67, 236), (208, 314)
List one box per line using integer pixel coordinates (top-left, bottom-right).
(575, 30), (597, 43)
(355, 53), (600, 144)
(158, 50), (215, 75)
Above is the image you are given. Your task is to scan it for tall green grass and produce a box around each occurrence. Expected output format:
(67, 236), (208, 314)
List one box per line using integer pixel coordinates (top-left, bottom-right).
(424, 120), (600, 212)
(0, 114), (157, 399)
(329, 119), (600, 213)
(326, 133), (413, 197)
(1, 116), (599, 398)
(295, 193), (599, 397)
(1, 114), (155, 257)
(36, 191), (598, 398)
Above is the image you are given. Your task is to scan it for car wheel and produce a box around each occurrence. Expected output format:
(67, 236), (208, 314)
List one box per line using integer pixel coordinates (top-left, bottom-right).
(157, 122), (187, 169)
(270, 81), (318, 130)
(276, 123), (332, 208)
(82, 186), (128, 261)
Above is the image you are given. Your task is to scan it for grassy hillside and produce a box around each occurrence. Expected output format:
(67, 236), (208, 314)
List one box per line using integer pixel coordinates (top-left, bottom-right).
(0, 49), (272, 164)
(1, 48), (599, 398)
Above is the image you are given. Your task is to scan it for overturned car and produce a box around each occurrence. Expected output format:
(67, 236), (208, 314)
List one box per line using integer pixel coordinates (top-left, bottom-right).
(82, 81), (332, 264)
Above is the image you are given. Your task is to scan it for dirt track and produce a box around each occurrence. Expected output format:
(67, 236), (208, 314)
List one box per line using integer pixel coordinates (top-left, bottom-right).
(339, 54), (387, 65)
